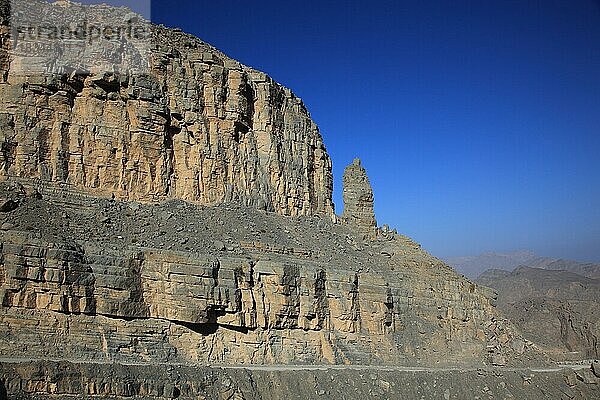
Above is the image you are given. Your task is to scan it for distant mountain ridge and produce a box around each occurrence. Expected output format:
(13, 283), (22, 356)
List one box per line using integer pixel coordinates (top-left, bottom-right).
(525, 258), (600, 279)
(445, 250), (600, 279)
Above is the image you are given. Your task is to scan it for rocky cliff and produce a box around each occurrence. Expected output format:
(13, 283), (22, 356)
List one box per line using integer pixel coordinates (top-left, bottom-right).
(0, 0), (333, 218)
(0, 1), (587, 399)
(0, 178), (530, 367)
(0, 0), (541, 368)
(341, 158), (377, 238)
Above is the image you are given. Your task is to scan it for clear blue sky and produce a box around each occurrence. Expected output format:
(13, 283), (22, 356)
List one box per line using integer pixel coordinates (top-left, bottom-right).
(105, 1), (600, 261)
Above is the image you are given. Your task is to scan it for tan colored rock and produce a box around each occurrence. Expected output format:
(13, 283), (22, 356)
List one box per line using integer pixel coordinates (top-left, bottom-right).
(0, 210), (536, 366)
(0, 1), (333, 218)
(0, 0), (545, 372)
(341, 158), (377, 238)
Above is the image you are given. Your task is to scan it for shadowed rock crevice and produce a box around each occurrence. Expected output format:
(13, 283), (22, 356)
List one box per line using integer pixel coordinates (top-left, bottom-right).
(311, 269), (329, 330)
(349, 273), (362, 333)
(275, 265), (301, 329)
(175, 320), (250, 336)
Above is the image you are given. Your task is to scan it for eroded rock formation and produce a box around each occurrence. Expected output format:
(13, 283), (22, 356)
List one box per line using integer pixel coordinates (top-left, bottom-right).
(0, 0), (333, 218)
(341, 158), (376, 237)
(0, 180), (534, 367)
(0, 2), (584, 399)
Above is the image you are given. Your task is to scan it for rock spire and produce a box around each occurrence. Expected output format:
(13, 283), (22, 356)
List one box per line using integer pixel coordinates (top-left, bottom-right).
(342, 158), (377, 237)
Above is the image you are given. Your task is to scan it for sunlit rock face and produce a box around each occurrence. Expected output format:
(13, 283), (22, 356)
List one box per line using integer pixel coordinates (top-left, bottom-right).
(342, 158), (377, 238)
(0, 0), (541, 372)
(0, 181), (534, 367)
(0, 0), (334, 218)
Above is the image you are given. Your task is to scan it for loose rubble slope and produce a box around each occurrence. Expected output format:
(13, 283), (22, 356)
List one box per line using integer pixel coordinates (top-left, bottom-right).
(0, 175), (532, 367)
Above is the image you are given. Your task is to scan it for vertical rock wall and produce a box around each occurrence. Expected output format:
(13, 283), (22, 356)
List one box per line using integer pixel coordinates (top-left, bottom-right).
(0, 1), (334, 217)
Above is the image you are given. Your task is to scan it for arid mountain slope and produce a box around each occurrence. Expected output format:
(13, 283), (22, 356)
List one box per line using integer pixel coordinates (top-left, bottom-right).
(477, 266), (599, 359)
(1, 1), (597, 399)
(0, 177), (531, 367)
(0, 0), (537, 369)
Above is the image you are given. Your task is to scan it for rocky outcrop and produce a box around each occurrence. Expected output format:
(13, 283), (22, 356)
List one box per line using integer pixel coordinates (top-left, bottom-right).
(0, 181), (536, 367)
(0, 3), (563, 400)
(476, 269), (511, 287)
(0, 0), (334, 218)
(341, 158), (376, 237)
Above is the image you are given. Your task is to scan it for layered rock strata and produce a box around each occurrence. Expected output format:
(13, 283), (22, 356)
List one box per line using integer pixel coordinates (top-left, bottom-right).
(0, 0), (548, 381)
(0, 0), (334, 217)
(0, 181), (536, 367)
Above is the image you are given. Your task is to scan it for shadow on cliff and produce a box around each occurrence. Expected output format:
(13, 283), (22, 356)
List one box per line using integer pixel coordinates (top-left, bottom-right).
(0, 378), (7, 400)
(177, 321), (249, 336)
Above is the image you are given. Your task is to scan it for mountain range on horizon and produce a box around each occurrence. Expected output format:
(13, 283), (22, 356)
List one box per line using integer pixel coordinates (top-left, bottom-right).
(445, 250), (600, 279)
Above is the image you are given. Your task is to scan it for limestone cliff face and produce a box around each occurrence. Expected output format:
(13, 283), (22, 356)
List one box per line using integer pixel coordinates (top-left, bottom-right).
(0, 1), (544, 371)
(0, 0), (334, 217)
(0, 222), (516, 366)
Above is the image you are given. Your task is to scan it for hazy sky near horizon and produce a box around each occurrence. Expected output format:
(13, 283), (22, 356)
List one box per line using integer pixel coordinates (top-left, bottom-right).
(118, 1), (600, 261)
